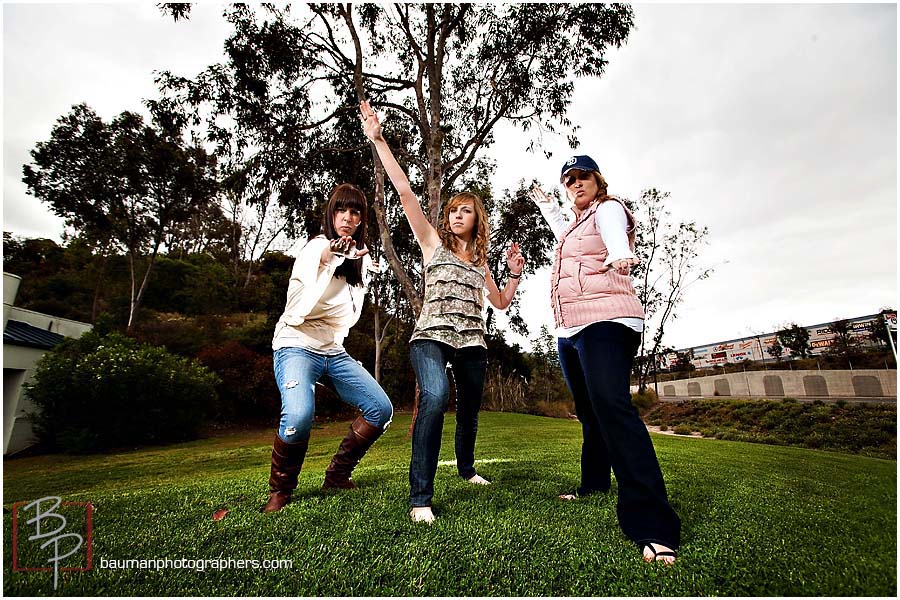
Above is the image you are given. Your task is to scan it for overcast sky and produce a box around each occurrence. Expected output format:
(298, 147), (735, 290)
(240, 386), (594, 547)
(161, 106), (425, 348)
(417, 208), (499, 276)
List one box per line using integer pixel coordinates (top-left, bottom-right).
(3, 3), (897, 352)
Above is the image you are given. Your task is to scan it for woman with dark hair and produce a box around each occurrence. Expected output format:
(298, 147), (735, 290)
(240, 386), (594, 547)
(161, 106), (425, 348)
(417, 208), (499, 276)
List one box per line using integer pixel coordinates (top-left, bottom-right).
(360, 101), (525, 524)
(530, 156), (681, 564)
(262, 183), (394, 513)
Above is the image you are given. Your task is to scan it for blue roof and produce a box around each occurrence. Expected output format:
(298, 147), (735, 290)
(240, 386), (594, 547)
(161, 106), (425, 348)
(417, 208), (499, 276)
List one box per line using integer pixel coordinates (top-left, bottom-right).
(3, 320), (67, 350)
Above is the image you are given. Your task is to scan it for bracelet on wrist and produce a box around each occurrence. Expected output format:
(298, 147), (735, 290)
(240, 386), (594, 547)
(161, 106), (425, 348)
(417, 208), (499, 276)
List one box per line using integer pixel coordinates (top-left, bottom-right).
(509, 272), (522, 279)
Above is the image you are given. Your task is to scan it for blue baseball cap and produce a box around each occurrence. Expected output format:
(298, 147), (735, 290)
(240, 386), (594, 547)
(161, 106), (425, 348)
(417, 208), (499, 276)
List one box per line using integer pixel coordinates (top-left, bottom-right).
(560, 155), (601, 182)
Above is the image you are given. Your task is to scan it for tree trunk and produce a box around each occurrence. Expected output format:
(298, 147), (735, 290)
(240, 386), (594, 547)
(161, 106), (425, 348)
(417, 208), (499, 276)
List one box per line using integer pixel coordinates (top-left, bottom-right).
(343, 5), (423, 315)
(370, 158), (422, 315)
(127, 250), (138, 330)
(90, 250), (109, 322)
(127, 243), (161, 332)
(373, 283), (390, 384)
(243, 220), (287, 289)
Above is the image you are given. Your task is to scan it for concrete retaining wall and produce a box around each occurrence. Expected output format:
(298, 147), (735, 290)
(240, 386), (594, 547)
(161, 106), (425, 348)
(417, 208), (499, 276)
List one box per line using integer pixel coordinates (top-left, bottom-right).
(637, 369), (897, 399)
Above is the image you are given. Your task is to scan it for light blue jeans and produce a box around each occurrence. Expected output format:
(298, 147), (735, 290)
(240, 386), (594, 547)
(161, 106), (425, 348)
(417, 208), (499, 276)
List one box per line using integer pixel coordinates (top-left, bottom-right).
(273, 347), (393, 443)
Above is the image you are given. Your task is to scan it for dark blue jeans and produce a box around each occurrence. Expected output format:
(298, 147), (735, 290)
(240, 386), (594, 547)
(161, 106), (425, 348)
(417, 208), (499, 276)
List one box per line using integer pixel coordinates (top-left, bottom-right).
(408, 339), (488, 507)
(558, 321), (681, 550)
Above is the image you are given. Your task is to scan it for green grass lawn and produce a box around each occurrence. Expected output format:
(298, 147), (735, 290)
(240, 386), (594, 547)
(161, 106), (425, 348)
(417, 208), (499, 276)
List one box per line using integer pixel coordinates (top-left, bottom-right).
(3, 412), (896, 596)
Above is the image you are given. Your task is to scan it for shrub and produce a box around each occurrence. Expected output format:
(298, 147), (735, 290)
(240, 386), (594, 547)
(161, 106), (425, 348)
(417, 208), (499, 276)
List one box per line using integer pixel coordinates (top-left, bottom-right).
(532, 399), (573, 419)
(25, 331), (219, 453)
(630, 389), (658, 413)
(131, 314), (210, 356)
(225, 314), (279, 354)
(195, 341), (280, 424)
(673, 424), (693, 435)
(644, 398), (896, 458)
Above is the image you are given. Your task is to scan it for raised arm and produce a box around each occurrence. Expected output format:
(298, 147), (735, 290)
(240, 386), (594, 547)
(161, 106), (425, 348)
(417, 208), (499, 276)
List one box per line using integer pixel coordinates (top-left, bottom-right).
(359, 100), (439, 258)
(529, 186), (568, 241)
(485, 242), (525, 311)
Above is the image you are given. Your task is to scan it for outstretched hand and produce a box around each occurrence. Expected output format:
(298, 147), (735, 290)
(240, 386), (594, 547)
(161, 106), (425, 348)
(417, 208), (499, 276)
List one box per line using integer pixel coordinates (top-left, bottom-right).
(330, 235), (369, 260)
(506, 242), (525, 275)
(359, 100), (384, 143)
(528, 186), (553, 205)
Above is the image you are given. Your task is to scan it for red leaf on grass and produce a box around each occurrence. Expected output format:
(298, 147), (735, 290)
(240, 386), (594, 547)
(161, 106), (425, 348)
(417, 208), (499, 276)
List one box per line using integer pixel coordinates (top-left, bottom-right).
(212, 508), (229, 521)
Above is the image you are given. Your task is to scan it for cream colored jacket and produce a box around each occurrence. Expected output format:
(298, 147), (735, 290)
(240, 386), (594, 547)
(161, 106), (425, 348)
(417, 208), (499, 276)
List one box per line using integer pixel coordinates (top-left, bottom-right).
(272, 235), (373, 353)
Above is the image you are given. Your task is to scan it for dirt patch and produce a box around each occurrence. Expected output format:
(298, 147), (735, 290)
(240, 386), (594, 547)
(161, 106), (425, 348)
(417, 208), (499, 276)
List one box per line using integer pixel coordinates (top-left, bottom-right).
(646, 425), (706, 439)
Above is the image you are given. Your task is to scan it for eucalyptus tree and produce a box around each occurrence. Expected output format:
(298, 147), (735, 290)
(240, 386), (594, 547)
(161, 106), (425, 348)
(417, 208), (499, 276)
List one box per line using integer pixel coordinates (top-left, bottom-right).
(827, 318), (864, 365)
(158, 3), (634, 327)
(766, 337), (785, 362)
(630, 188), (714, 392)
(23, 103), (218, 329)
(776, 323), (812, 359)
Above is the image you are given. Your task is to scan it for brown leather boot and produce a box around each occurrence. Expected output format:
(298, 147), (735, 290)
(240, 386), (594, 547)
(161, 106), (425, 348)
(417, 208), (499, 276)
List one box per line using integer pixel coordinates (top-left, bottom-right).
(322, 417), (383, 490)
(261, 434), (309, 513)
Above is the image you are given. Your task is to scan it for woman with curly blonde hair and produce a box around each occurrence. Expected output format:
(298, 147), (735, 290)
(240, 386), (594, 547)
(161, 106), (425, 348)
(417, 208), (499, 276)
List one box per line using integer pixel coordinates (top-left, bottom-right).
(360, 100), (525, 524)
(437, 191), (490, 265)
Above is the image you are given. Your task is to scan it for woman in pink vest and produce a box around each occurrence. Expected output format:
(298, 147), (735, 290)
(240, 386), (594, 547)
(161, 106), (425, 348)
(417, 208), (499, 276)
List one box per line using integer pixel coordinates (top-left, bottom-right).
(530, 156), (680, 564)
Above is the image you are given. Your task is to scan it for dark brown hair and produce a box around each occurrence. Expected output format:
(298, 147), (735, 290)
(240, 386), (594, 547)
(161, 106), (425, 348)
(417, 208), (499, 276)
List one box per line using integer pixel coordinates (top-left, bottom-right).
(322, 183), (368, 286)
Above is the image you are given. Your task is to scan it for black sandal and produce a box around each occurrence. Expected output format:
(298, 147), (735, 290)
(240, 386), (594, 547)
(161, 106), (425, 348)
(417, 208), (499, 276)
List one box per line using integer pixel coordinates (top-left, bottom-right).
(642, 543), (677, 563)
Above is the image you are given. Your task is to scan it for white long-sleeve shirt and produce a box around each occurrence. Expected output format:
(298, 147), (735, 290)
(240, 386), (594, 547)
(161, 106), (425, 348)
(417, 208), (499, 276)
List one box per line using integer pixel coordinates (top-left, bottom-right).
(272, 236), (373, 354)
(536, 198), (644, 337)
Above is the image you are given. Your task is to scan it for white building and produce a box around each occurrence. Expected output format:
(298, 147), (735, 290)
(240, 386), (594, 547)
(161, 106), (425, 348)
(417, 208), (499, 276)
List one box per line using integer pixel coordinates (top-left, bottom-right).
(3, 272), (92, 455)
(660, 311), (897, 370)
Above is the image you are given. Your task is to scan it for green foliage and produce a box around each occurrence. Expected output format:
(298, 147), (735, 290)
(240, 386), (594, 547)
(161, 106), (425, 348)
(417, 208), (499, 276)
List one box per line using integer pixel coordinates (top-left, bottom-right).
(156, 4), (635, 333)
(827, 318), (866, 364)
(645, 399), (896, 458)
(481, 330), (573, 417)
(630, 388), (658, 413)
(24, 331), (219, 453)
(766, 337), (784, 361)
(2, 233), (110, 322)
(776, 322), (811, 358)
(195, 341), (279, 424)
(868, 313), (894, 348)
(130, 313), (210, 356)
(3, 413), (895, 596)
(22, 102), (219, 328)
(144, 255), (237, 315)
(673, 350), (695, 374)
(224, 314), (279, 355)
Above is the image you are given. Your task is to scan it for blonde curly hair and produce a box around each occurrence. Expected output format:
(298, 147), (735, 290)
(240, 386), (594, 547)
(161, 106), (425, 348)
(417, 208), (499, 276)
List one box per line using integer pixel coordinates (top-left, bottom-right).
(438, 192), (489, 267)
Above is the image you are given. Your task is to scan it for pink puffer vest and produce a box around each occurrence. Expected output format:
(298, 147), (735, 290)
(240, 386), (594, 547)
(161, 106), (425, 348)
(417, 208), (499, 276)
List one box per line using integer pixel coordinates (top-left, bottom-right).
(550, 197), (645, 328)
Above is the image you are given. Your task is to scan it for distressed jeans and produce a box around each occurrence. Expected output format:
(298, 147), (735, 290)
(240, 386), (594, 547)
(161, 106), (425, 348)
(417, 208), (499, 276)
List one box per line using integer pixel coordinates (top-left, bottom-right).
(273, 347), (393, 443)
(408, 339), (488, 507)
(558, 321), (681, 550)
